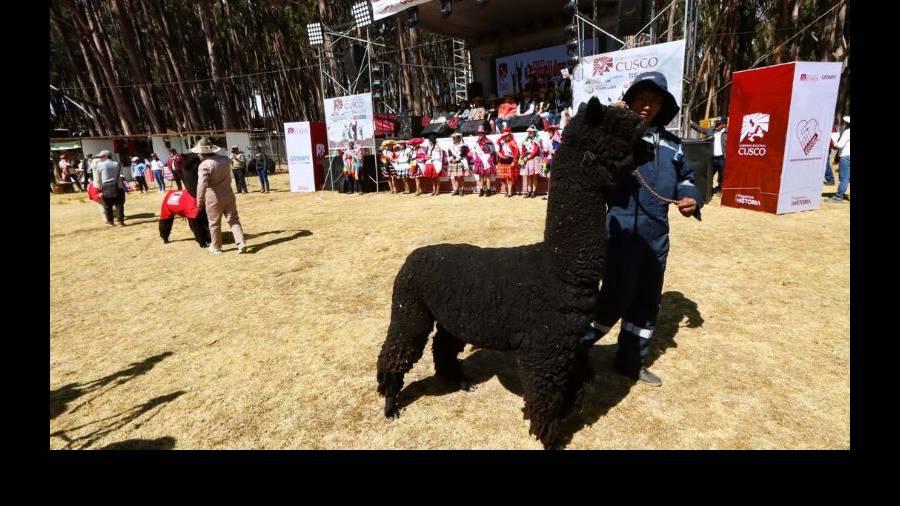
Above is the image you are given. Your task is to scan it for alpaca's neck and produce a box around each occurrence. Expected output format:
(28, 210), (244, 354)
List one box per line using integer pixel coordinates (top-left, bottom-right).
(543, 175), (607, 287)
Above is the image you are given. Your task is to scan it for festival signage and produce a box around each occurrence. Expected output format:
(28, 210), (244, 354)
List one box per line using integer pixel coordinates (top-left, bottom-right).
(284, 121), (327, 192)
(571, 40), (685, 129)
(323, 92), (376, 151)
(722, 61), (842, 214)
(371, 0), (432, 21)
(495, 40), (595, 97)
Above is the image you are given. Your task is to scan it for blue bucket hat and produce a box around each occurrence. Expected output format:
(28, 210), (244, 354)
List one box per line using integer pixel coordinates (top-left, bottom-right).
(622, 71), (679, 127)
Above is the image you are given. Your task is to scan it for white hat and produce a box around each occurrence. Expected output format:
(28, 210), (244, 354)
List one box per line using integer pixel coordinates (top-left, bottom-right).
(842, 116), (850, 124)
(190, 138), (221, 155)
(526, 125), (538, 133)
(130, 156), (139, 162)
(98, 150), (110, 157)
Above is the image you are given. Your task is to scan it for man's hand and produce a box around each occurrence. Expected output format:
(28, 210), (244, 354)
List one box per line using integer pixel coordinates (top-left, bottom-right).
(611, 101), (628, 109)
(677, 197), (697, 217)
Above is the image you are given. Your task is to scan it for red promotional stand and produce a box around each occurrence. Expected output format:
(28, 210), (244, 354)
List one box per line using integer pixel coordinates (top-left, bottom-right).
(722, 61), (842, 214)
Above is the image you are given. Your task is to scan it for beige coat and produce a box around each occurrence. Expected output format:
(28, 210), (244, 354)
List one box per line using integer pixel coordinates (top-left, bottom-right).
(196, 155), (235, 208)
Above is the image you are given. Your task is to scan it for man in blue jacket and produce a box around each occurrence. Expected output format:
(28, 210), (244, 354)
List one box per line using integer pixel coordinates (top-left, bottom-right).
(584, 71), (703, 387)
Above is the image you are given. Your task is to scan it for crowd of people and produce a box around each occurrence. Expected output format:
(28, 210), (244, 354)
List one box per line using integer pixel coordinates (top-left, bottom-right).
(425, 86), (575, 135)
(49, 144), (277, 197)
(365, 123), (561, 198)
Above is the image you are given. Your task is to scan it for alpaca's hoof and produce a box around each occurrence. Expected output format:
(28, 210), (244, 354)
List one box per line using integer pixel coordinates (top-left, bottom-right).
(384, 396), (400, 419)
(459, 380), (476, 392)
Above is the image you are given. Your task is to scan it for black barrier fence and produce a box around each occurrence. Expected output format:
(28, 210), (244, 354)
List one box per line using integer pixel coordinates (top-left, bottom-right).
(681, 138), (714, 204)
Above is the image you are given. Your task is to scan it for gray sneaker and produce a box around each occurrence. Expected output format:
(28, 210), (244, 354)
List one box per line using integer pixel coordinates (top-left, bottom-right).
(208, 245), (223, 255)
(639, 367), (662, 387)
(236, 243), (247, 254)
(829, 196), (845, 203)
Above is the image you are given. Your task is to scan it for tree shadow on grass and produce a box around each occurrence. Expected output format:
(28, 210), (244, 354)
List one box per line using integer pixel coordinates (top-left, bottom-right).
(50, 352), (174, 421)
(50, 391), (186, 450)
(395, 291), (703, 449)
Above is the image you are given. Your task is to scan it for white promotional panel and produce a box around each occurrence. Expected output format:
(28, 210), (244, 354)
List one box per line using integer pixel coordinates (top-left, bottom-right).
(371, 0), (432, 21)
(324, 92), (376, 151)
(572, 40), (686, 127)
(776, 61), (843, 214)
(284, 122), (316, 192)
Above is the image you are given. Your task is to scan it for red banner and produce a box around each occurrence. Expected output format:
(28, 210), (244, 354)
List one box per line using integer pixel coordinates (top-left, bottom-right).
(722, 63), (794, 214)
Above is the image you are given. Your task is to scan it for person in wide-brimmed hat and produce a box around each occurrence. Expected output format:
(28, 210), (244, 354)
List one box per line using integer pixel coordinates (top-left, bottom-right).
(518, 125), (543, 198)
(540, 124), (562, 200)
(392, 139), (414, 194)
(586, 71), (704, 387)
(193, 138), (247, 255)
(495, 127), (519, 197)
(446, 132), (470, 196)
(379, 140), (398, 193)
(407, 138), (427, 195)
(471, 125), (496, 196)
(228, 145), (248, 194)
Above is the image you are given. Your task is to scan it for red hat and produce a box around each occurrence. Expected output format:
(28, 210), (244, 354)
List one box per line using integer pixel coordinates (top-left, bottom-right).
(500, 127), (513, 137)
(546, 124), (560, 131)
(407, 137), (425, 146)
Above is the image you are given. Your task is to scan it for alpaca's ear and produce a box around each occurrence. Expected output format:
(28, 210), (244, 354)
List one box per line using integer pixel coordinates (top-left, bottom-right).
(584, 97), (605, 125)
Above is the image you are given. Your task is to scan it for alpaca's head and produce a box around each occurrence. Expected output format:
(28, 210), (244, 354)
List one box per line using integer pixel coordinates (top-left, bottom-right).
(556, 97), (651, 192)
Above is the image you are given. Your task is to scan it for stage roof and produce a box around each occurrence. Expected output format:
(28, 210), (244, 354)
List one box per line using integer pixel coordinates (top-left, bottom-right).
(414, 0), (621, 43)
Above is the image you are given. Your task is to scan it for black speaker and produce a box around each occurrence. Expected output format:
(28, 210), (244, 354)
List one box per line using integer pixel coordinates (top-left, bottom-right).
(459, 119), (489, 135)
(467, 82), (484, 99)
(398, 115), (423, 139)
(507, 114), (543, 132)
(421, 122), (451, 137)
(681, 138), (714, 204)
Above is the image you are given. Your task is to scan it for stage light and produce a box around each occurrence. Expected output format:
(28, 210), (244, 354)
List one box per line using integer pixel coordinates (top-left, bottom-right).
(352, 1), (373, 28)
(564, 22), (577, 36)
(441, 0), (452, 18)
(307, 22), (324, 46)
(563, 0), (578, 15)
(406, 6), (419, 27)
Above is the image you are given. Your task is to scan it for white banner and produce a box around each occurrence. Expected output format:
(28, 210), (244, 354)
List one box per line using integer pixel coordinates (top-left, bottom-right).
(284, 122), (316, 192)
(495, 41), (594, 97)
(572, 40), (686, 126)
(371, 0), (432, 21)
(324, 92), (375, 152)
(776, 61), (842, 214)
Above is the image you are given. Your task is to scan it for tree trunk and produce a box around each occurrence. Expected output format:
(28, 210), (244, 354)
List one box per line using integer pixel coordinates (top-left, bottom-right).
(110, 0), (164, 133)
(198, 1), (235, 129)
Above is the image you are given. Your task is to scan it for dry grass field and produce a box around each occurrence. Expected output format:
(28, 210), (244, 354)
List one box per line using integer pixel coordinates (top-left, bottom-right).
(50, 173), (850, 449)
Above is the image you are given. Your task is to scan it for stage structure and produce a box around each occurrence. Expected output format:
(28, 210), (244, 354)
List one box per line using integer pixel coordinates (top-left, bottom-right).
(304, 1), (698, 193)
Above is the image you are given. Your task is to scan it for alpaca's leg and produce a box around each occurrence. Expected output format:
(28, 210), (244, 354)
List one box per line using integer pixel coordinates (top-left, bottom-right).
(517, 345), (582, 449)
(432, 324), (474, 391)
(377, 298), (434, 419)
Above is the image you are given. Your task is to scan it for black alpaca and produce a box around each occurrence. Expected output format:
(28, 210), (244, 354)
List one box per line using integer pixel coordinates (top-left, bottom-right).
(376, 98), (651, 448)
(158, 153), (211, 247)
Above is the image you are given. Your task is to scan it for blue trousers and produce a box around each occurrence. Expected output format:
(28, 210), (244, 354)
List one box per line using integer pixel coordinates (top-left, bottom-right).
(594, 231), (667, 370)
(257, 168), (270, 191)
(824, 158), (835, 183)
(835, 155), (850, 199)
(233, 169), (247, 193)
(153, 170), (165, 191)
